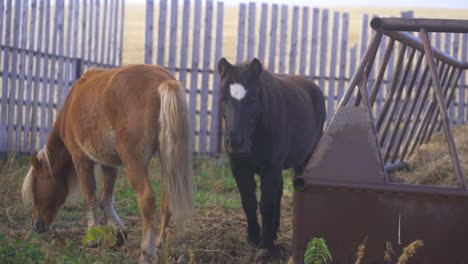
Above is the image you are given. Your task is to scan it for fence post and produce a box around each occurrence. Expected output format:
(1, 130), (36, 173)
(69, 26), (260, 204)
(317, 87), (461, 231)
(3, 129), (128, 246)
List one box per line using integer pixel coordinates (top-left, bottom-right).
(145, 0), (154, 64)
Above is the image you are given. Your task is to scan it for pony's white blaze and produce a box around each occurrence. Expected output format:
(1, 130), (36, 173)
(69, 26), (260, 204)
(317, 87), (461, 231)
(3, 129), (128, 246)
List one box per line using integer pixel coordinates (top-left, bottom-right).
(229, 83), (247, 101)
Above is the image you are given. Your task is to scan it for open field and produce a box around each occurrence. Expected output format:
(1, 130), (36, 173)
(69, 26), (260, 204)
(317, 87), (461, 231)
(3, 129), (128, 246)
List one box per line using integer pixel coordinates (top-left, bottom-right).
(1, 126), (467, 263)
(123, 5), (468, 65)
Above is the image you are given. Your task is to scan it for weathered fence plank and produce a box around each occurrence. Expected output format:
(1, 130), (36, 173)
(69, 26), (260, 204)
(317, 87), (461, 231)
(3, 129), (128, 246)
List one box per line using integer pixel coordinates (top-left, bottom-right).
(100, 0), (108, 63)
(119, 0), (125, 65)
(236, 3), (246, 63)
(189, 0), (201, 145)
(15, 0), (30, 151)
(111, 0), (118, 65)
(247, 2), (255, 60)
(199, 0), (213, 153)
(178, 0), (190, 86)
(210, 1), (224, 153)
(289, 6), (299, 74)
(278, 4), (287, 73)
(30, 0), (46, 152)
(144, 0), (153, 64)
(318, 9), (328, 115)
(267, 4), (278, 71)
(7, 0), (23, 151)
(156, 0), (167, 65)
(24, 0), (38, 152)
(337, 13), (349, 99)
(299, 7), (309, 76)
(460, 34), (467, 124)
(257, 3), (267, 62)
(309, 8), (319, 80)
(327, 12), (339, 115)
(88, 0), (94, 61)
(168, 0), (178, 74)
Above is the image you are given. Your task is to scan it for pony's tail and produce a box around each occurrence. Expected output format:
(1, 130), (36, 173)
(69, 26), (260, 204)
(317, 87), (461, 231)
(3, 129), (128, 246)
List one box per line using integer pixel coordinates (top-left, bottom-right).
(158, 80), (195, 229)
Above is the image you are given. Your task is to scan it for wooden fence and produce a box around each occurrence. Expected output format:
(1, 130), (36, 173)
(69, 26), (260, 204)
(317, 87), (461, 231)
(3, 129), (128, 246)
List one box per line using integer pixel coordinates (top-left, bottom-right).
(145, 0), (468, 155)
(0, 0), (125, 154)
(145, 0), (224, 154)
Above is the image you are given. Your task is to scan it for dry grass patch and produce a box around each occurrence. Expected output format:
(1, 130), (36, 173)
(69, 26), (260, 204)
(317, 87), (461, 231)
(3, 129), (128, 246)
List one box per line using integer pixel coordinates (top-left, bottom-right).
(390, 125), (468, 186)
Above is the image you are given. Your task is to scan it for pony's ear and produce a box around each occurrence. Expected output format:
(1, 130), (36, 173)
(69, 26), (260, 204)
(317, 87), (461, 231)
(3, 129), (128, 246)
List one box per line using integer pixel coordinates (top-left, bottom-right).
(218, 57), (233, 78)
(251, 58), (263, 77)
(30, 153), (41, 170)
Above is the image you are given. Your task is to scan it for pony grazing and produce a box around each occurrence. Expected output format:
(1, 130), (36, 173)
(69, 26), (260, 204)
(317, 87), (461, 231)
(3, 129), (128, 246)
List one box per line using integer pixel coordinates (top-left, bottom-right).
(217, 58), (326, 258)
(21, 65), (194, 264)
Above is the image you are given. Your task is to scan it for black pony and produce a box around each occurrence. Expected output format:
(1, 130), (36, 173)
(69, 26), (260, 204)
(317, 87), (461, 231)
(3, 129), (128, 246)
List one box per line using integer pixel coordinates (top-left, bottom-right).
(217, 58), (326, 258)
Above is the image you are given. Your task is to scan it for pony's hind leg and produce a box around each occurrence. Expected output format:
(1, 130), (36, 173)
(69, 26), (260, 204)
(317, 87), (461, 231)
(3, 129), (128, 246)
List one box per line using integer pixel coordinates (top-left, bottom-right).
(156, 191), (171, 248)
(99, 165), (127, 245)
(117, 139), (157, 264)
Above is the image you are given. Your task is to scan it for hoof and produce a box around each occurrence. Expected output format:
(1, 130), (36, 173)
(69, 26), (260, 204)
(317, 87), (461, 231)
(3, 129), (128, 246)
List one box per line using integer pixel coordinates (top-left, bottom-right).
(114, 230), (128, 247)
(255, 246), (280, 261)
(247, 235), (260, 246)
(87, 238), (102, 248)
(139, 251), (155, 264)
(156, 236), (166, 249)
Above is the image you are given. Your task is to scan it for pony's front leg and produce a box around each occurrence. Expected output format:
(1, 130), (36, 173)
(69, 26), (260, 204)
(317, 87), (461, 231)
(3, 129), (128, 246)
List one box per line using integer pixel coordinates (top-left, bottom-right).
(99, 165), (127, 245)
(156, 191), (171, 248)
(72, 155), (100, 246)
(258, 167), (283, 258)
(126, 163), (157, 264)
(230, 158), (260, 245)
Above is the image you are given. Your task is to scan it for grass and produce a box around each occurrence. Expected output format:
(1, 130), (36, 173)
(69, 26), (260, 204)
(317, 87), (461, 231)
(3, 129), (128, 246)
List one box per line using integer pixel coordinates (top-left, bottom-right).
(0, 153), (295, 264)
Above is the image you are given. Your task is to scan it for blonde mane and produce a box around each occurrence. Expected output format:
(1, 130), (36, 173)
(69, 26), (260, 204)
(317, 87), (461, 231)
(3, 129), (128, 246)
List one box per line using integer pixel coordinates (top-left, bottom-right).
(21, 147), (53, 207)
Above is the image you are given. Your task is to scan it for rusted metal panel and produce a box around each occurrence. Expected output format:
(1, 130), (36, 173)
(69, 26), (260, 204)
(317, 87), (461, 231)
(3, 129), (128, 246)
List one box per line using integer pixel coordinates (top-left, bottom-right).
(293, 184), (468, 264)
(302, 106), (387, 184)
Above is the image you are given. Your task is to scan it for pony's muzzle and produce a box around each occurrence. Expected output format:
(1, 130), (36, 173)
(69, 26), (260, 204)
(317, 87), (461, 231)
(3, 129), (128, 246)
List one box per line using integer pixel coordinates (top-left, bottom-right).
(33, 218), (48, 233)
(225, 134), (250, 154)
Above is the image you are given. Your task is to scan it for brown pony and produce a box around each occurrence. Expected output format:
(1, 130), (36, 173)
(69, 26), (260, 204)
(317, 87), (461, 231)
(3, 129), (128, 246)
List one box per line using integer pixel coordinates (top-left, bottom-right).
(21, 65), (195, 264)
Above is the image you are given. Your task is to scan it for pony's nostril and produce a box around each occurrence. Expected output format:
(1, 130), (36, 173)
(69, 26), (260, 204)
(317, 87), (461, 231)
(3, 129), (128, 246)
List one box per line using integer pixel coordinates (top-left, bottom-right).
(225, 137), (231, 145)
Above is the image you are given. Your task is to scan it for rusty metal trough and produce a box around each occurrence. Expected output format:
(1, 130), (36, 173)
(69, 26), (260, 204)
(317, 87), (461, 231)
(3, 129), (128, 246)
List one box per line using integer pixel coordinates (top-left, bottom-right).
(293, 17), (468, 263)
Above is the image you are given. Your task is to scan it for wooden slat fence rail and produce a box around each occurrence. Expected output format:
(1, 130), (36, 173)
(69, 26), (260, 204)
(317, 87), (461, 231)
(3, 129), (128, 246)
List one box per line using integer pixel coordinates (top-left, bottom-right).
(0, 0), (125, 155)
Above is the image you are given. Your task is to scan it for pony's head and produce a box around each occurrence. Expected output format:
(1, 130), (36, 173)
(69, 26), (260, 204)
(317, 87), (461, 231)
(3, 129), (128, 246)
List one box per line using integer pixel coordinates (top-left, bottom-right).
(22, 148), (68, 233)
(218, 57), (263, 154)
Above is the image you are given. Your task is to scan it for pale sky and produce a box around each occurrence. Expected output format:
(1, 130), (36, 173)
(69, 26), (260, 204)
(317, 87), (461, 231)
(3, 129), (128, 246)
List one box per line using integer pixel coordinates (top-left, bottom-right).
(126, 0), (468, 9)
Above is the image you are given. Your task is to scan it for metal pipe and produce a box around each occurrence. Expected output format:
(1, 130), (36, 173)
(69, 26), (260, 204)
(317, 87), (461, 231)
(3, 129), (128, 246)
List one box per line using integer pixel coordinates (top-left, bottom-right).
(380, 48), (417, 148)
(400, 62), (444, 161)
(384, 51), (424, 162)
(371, 17), (468, 34)
(339, 32), (383, 107)
(385, 161), (409, 174)
(391, 63), (430, 163)
(435, 69), (463, 132)
(420, 28), (465, 188)
(422, 66), (458, 143)
(376, 43), (407, 131)
(417, 65), (454, 146)
(382, 31), (465, 69)
(354, 33), (381, 107)
(370, 38), (395, 106)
